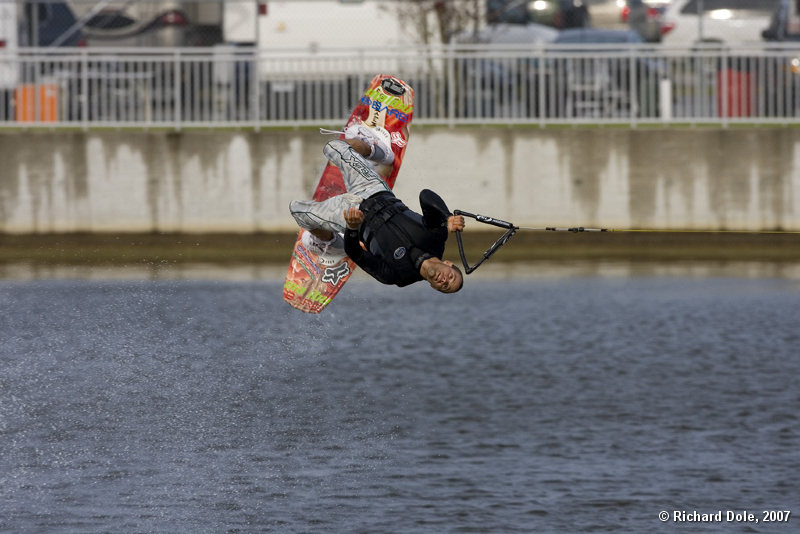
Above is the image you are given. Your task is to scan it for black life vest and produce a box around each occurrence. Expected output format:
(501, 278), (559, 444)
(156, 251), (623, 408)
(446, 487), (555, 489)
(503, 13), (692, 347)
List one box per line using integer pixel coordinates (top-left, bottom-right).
(358, 191), (448, 284)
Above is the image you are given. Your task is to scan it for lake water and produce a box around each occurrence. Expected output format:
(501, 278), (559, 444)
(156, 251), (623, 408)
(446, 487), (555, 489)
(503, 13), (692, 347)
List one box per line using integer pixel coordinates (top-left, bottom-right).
(1, 262), (799, 533)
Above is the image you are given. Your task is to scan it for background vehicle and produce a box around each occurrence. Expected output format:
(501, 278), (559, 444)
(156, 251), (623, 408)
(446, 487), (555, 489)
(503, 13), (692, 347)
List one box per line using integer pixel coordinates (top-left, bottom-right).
(69, 1), (193, 47)
(20, 1), (86, 47)
(661, 0), (781, 45)
(0, 1), (17, 100)
(454, 22), (558, 118)
(623, 0), (671, 42)
(488, 0), (591, 29)
(552, 28), (660, 118)
(455, 21), (558, 44)
(619, 0), (672, 22)
(762, 0), (800, 42)
(760, 1), (800, 117)
(0, 2), (86, 121)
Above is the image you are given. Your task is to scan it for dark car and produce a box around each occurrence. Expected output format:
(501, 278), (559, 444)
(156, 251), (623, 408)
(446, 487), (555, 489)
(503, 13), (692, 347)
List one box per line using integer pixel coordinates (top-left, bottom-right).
(453, 22), (559, 119)
(488, 0), (591, 29)
(762, 0), (800, 42)
(19, 1), (86, 47)
(551, 28), (661, 118)
(625, 0), (671, 43)
(554, 27), (644, 45)
(760, 0), (800, 116)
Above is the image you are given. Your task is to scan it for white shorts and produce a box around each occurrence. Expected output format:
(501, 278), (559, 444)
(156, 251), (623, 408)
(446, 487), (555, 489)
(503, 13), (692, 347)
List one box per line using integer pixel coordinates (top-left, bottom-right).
(290, 140), (391, 234)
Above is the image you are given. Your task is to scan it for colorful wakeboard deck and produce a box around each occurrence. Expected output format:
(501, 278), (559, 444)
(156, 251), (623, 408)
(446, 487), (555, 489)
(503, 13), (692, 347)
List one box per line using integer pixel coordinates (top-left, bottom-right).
(283, 74), (414, 313)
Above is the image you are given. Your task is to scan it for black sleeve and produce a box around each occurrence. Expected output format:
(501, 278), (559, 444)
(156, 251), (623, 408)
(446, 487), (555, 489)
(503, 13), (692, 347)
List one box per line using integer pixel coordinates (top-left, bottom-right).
(409, 249), (434, 270)
(419, 189), (451, 230)
(344, 228), (403, 285)
(344, 228), (363, 260)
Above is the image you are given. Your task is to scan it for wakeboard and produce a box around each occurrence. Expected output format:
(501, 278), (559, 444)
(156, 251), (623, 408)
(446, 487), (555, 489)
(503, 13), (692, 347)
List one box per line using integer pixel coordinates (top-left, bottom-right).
(283, 74), (415, 313)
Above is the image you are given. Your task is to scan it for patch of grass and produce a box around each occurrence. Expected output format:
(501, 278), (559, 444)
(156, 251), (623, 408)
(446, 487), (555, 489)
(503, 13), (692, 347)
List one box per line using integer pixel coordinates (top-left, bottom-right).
(4, 231), (800, 267)
(0, 233), (297, 266)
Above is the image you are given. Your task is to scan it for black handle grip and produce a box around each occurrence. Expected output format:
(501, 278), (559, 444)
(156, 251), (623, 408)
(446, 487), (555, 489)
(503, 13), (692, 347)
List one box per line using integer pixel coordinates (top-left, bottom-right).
(454, 210), (516, 231)
(453, 210), (518, 274)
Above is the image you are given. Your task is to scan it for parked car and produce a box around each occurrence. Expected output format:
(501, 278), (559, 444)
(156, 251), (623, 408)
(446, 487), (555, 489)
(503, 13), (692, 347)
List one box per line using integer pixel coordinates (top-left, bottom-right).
(619, 0), (672, 22)
(762, 0), (800, 42)
(454, 22), (558, 118)
(68, 1), (190, 47)
(19, 1), (86, 47)
(551, 28), (661, 118)
(760, 1), (800, 117)
(661, 0), (781, 46)
(623, 0), (671, 42)
(487, 0), (591, 29)
(454, 22), (558, 45)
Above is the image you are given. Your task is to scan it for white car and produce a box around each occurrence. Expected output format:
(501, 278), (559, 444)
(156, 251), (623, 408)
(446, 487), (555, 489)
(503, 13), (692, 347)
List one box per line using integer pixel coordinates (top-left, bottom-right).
(661, 0), (781, 46)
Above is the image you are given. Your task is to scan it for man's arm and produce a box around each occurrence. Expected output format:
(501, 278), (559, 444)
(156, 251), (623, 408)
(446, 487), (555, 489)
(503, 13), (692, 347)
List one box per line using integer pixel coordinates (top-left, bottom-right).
(419, 189), (450, 230)
(343, 207), (403, 285)
(419, 189), (465, 233)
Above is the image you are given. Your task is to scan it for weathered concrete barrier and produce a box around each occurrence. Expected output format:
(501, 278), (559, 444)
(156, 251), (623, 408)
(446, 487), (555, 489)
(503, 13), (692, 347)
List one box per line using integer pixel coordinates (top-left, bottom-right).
(1, 127), (798, 233)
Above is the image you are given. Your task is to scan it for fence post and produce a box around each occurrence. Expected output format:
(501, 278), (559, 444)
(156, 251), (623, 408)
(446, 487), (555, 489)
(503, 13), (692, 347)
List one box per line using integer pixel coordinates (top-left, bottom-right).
(174, 49), (181, 130)
(629, 47), (637, 127)
(720, 46), (729, 126)
(538, 46), (545, 128)
(82, 48), (89, 131)
(252, 47), (260, 131)
(447, 42), (455, 127)
(659, 78), (672, 122)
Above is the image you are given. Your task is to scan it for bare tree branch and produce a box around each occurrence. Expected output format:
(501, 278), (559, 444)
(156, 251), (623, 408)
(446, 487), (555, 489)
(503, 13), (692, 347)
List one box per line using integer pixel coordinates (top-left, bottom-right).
(392, 0), (483, 44)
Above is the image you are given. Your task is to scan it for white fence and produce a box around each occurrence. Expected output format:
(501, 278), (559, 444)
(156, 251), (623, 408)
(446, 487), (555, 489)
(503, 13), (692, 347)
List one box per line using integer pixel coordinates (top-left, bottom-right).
(2, 43), (800, 128)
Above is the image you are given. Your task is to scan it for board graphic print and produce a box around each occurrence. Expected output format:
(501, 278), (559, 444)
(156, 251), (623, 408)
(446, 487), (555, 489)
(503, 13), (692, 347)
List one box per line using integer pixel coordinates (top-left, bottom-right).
(283, 74), (414, 313)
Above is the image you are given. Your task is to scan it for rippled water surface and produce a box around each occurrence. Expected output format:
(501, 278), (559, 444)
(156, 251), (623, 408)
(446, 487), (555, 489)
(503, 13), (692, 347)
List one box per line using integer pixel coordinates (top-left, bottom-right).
(1, 268), (799, 533)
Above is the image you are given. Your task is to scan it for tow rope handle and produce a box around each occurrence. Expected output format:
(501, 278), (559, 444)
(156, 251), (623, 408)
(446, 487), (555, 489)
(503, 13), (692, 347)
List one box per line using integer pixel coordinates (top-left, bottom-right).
(453, 210), (519, 274)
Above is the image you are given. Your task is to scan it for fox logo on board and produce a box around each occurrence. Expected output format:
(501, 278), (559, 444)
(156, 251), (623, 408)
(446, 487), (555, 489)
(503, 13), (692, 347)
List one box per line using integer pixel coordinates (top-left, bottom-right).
(322, 262), (350, 286)
(390, 131), (407, 148)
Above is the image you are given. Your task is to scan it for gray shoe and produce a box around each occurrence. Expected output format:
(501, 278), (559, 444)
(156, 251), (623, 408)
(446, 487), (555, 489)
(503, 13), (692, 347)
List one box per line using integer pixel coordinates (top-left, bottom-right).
(301, 231), (345, 265)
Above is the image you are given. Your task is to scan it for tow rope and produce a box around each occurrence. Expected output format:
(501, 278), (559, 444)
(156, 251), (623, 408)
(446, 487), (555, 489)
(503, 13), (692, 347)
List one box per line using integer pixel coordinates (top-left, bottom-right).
(454, 209), (800, 274)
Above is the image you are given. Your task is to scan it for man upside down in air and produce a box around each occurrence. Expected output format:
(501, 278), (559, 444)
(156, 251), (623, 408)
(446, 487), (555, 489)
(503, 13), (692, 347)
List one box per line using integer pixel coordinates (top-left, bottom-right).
(289, 125), (465, 293)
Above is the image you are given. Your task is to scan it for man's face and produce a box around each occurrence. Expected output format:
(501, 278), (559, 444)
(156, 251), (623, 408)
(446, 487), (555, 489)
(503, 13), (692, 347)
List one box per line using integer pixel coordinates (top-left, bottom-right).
(427, 260), (463, 293)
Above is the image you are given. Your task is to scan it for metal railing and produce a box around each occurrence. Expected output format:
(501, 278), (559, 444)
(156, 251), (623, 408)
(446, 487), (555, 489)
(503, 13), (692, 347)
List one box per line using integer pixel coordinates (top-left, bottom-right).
(2, 43), (800, 128)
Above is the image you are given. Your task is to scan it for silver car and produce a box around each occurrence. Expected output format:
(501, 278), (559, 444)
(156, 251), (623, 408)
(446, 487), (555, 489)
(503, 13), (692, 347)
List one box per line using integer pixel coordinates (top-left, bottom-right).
(69, 1), (191, 47)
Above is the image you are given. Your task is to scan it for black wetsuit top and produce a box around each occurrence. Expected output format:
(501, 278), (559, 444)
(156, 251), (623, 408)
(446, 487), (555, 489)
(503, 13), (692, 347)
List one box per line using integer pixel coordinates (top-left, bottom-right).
(344, 189), (451, 287)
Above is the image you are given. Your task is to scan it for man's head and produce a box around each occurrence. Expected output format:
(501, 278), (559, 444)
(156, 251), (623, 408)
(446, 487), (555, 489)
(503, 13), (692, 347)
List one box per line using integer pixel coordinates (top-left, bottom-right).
(422, 258), (463, 294)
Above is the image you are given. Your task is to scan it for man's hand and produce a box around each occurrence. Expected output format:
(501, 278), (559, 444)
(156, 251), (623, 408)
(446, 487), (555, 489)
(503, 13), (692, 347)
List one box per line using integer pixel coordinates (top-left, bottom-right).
(344, 207), (365, 230)
(447, 214), (465, 232)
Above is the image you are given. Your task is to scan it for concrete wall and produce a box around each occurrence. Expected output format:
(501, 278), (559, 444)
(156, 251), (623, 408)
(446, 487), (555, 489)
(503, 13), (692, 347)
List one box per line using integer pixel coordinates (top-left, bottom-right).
(1, 127), (799, 233)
